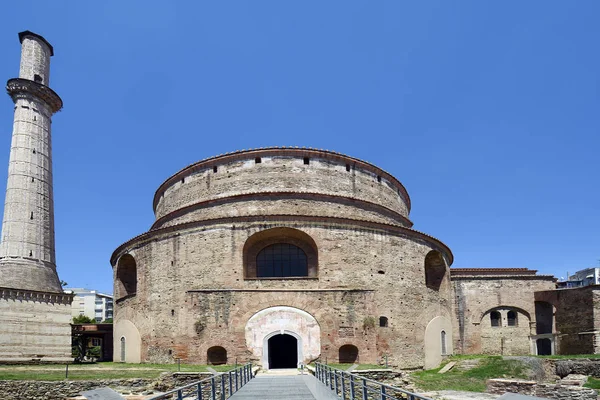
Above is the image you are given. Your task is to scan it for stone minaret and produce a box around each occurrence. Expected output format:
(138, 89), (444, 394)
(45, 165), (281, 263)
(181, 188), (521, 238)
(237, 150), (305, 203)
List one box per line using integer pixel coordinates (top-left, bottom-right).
(0, 31), (63, 293)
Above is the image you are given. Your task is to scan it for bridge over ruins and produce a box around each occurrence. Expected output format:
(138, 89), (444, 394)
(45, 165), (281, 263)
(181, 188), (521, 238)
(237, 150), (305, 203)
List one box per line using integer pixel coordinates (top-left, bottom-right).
(148, 363), (432, 400)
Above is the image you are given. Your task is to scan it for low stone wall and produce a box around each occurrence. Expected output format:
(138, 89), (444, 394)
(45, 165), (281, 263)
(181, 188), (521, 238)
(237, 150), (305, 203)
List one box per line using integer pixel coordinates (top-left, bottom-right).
(0, 370), (256, 400)
(555, 359), (600, 378)
(487, 378), (597, 400)
(0, 379), (152, 400)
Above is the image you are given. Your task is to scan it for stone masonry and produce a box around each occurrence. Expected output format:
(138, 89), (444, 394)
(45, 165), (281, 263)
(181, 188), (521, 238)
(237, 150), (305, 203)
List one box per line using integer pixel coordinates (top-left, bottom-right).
(452, 269), (556, 356)
(0, 31), (71, 362)
(112, 148), (455, 369)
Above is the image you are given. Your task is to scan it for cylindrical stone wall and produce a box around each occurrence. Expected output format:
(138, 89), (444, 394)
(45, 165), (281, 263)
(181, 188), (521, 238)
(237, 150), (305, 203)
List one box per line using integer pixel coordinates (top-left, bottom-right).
(18, 33), (52, 85)
(0, 32), (61, 293)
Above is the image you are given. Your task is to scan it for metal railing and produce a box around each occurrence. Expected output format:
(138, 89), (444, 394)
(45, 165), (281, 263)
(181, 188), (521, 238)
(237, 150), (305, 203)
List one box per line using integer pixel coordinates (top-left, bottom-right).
(314, 363), (432, 400)
(148, 363), (253, 400)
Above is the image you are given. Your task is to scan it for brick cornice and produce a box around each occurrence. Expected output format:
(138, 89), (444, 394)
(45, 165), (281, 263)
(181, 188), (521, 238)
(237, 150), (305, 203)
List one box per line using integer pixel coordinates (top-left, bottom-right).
(0, 286), (73, 305)
(110, 214), (452, 266)
(451, 275), (557, 281)
(151, 191), (413, 230)
(152, 147), (411, 212)
(187, 289), (375, 293)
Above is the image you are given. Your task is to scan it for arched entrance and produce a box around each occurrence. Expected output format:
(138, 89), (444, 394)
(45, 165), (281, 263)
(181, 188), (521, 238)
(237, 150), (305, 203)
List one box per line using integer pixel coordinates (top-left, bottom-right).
(245, 306), (320, 369)
(268, 334), (298, 369)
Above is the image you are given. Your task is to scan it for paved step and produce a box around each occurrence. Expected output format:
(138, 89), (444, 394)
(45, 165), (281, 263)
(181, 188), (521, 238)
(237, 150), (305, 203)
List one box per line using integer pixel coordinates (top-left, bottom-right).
(229, 374), (340, 399)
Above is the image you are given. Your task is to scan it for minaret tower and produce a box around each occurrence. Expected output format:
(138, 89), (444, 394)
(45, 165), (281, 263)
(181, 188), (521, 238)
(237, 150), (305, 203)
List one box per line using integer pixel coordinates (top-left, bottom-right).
(0, 31), (63, 293)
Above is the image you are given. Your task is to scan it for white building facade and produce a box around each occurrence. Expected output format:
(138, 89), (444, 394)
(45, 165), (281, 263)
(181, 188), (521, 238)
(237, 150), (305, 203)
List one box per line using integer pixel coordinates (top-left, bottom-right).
(65, 288), (113, 322)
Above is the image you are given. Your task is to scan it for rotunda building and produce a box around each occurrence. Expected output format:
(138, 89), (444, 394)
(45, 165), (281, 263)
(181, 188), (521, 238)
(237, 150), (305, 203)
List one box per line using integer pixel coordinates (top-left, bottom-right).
(111, 147), (453, 369)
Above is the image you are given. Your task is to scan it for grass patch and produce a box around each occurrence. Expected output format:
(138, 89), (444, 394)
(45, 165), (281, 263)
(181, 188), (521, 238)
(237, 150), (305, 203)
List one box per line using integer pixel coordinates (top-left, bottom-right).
(0, 363), (238, 381)
(411, 357), (527, 393)
(323, 363), (387, 370)
(584, 377), (600, 389)
(537, 354), (600, 360)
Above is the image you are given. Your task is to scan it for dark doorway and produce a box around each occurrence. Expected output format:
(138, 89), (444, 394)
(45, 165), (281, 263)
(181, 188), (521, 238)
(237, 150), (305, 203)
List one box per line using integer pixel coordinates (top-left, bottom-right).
(268, 334), (298, 369)
(537, 338), (552, 355)
(339, 344), (359, 363)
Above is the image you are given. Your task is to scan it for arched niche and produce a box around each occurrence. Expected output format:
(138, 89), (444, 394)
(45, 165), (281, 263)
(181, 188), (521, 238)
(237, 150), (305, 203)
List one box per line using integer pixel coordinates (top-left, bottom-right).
(114, 319), (141, 363)
(424, 316), (453, 369)
(424, 250), (446, 291)
(207, 346), (227, 365)
(116, 254), (137, 299)
(480, 307), (531, 355)
(243, 228), (318, 279)
(339, 344), (359, 363)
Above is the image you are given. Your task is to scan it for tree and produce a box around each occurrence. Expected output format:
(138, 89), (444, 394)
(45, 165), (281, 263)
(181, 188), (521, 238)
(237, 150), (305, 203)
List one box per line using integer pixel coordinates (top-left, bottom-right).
(102, 318), (113, 323)
(72, 315), (95, 324)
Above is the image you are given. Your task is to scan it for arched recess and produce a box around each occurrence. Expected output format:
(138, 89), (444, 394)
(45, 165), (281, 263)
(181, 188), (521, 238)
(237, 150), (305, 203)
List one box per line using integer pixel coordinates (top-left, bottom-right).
(207, 346), (227, 365)
(480, 307), (531, 355)
(339, 344), (359, 363)
(535, 301), (554, 334)
(116, 254), (137, 299)
(243, 227), (318, 278)
(245, 306), (320, 369)
(424, 250), (446, 290)
(114, 319), (141, 363)
(424, 316), (453, 369)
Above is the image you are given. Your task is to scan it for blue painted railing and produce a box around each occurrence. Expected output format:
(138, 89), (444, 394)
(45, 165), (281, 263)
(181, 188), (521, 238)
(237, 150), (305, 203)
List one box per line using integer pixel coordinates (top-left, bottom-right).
(148, 363), (253, 400)
(315, 363), (432, 400)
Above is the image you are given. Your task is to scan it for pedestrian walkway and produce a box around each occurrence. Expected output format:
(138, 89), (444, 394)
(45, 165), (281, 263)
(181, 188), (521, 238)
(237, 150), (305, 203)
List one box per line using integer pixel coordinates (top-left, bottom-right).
(229, 371), (340, 399)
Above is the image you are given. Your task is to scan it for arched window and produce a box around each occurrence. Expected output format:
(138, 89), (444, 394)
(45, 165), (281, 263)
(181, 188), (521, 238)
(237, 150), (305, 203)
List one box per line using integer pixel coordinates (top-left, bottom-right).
(120, 337), (126, 362)
(339, 345), (359, 364)
(424, 250), (446, 291)
(490, 311), (501, 327)
(379, 316), (388, 327)
(507, 310), (518, 327)
(116, 254), (137, 299)
(243, 228), (318, 279)
(256, 243), (308, 277)
(207, 346), (227, 365)
(441, 331), (447, 355)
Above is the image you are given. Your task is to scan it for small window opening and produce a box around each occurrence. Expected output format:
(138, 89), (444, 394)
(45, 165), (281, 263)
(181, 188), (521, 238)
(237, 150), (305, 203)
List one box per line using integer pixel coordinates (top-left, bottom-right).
(33, 116), (36, 121)
(29, 250), (32, 257)
(303, 157), (310, 165)
(441, 330), (447, 355)
(31, 178), (34, 182)
(377, 175), (382, 182)
(507, 310), (518, 327)
(168, 349), (172, 355)
(171, 309), (175, 316)
(377, 270), (385, 274)
(30, 212), (33, 220)
(346, 164), (351, 172)
(213, 166), (218, 173)
(490, 311), (501, 327)
(255, 157), (262, 164)
(379, 316), (388, 327)
(32, 149), (36, 154)
(34, 74), (42, 83)
(181, 178), (185, 184)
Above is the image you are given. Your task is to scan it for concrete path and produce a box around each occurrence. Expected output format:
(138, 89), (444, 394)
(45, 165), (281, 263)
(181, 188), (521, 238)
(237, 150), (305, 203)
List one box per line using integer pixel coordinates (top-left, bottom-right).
(229, 373), (340, 399)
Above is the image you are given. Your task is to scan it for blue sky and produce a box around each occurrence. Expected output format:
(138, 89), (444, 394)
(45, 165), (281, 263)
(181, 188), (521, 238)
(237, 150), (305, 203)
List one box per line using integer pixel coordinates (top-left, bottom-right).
(0, 1), (598, 294)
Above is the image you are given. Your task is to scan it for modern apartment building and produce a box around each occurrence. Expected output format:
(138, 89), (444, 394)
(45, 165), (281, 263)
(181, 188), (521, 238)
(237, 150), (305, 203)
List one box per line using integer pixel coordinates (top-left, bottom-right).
(64, 288), (113, 322)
